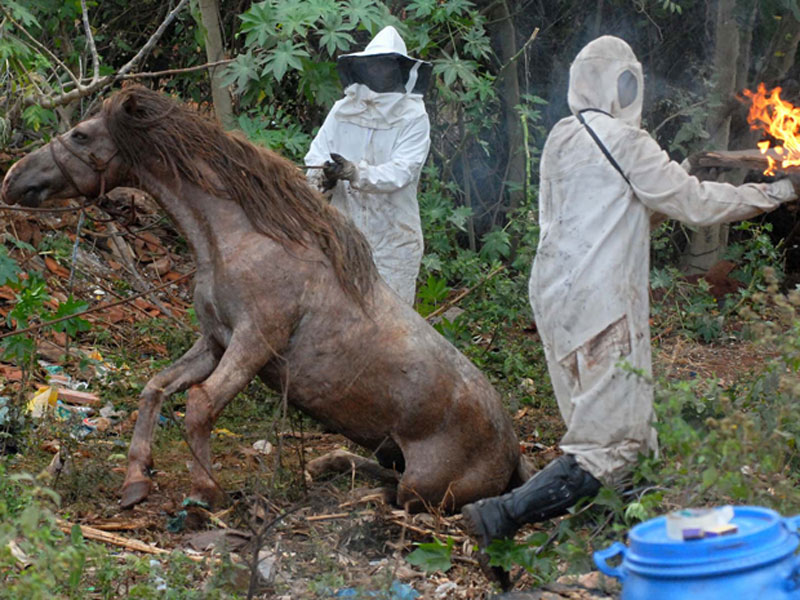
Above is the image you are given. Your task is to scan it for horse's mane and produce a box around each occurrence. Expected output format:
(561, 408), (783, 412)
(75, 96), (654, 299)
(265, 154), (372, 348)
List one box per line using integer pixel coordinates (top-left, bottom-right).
(103, 85), (375, 302)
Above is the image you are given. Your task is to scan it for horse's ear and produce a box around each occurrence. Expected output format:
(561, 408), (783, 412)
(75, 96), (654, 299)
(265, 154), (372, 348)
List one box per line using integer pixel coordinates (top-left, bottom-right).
(122, 93), (138, 116)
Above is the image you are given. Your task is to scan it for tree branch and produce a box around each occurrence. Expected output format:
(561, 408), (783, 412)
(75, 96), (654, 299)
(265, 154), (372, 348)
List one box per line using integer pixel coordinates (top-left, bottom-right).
(19, 0), (191, 109)
(119, 58), (233, 81)
(80, 0), (100, 83)
(117, 0), (189, 78)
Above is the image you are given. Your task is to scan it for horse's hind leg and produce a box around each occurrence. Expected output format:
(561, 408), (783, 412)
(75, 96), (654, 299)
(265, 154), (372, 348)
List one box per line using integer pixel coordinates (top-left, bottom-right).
(397, 438), (512, 514)
(121, 336), (219, 508)
(183, 330), (271, 507)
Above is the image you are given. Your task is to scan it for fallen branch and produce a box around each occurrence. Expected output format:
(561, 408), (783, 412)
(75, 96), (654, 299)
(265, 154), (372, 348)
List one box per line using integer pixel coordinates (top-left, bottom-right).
(57, 519), (205, 561)
(305, 512), (350, 522)
(87, 518), (152, 532)
(425, 265), (506, 322)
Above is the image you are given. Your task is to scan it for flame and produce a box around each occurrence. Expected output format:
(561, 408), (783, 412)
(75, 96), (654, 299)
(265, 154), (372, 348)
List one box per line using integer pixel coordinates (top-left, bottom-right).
(744, 83), (800, 175)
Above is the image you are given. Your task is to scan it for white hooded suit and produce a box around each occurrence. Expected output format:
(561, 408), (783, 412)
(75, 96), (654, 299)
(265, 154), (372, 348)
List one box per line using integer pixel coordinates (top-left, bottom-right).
(530, 36), (796, 484)
(305, 27), (431, 305)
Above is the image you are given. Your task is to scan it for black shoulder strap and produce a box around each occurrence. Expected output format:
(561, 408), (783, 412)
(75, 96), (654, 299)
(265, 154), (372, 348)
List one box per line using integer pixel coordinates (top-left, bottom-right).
(576, 109), (631, 186)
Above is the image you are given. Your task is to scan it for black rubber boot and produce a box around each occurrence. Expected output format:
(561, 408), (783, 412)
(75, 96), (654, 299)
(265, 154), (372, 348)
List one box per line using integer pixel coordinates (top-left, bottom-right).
(461, 454), (601, 549)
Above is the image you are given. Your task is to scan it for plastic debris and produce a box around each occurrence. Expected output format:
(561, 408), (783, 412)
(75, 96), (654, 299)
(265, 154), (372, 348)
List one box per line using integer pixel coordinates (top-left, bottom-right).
(681, 528), (704, 541)
(0, 396), (9, 426)
(212, 427), (240, 438)
(253, 440), (273, 455)
(167, 510), (188, 533)
(334, 581), (419, 599)
(149, 559), (168, 592)
(27, 386), (58, 418)
(182, 497), (210, 509)
(705, 523), (739, 537)
(666, 506), (734, 540)
(257, 549), (277, 583)
(55, 400), (93, 420)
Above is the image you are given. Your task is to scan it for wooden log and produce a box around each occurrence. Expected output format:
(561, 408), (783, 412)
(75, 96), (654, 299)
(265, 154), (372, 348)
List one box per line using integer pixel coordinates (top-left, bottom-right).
(692, 147), (793, 172)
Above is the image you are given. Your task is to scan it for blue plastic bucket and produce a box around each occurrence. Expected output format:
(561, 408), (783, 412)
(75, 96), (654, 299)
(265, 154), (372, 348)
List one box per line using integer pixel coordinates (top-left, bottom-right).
(594, 506), (800, 599)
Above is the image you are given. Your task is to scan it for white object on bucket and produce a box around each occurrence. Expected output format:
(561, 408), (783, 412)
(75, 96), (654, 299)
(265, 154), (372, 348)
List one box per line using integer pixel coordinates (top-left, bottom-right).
(666, 506), (734, 540)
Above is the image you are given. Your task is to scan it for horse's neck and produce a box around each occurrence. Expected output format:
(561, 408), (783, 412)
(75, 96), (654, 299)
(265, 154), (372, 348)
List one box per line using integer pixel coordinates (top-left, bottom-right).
(135, 171), (253, 268)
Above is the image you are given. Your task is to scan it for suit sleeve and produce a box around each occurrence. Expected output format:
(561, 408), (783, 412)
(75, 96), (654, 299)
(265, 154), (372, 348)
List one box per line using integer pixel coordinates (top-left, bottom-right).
(350, 114), (431, 194)
(617, 127), (795, 225)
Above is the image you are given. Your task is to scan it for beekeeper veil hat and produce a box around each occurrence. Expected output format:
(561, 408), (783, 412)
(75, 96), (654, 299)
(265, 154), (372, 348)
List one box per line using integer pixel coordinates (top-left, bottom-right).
(337, 26), (432, 95)
(567, 35), (643, 127)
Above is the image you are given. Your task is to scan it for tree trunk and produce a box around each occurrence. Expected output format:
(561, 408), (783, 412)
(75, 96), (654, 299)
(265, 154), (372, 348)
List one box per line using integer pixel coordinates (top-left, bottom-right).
(198, 0), (235, 129)
(682, 0), (739, 274)
(490, 0), (526, 260)
(759, 10), (800, 84)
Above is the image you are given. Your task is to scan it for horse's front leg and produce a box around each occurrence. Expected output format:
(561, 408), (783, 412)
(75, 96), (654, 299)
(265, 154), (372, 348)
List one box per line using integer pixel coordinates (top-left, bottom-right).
(121, 336), (219, 508)
(184, 328), (273, 507)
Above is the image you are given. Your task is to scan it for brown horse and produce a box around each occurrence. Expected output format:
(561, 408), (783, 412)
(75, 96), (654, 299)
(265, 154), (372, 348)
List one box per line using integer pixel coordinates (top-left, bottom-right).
(1, 86), (525, 512)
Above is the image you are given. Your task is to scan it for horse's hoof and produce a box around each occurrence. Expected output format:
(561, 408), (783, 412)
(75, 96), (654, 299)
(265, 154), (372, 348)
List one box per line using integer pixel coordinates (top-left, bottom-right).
(120, 479), (152, 509)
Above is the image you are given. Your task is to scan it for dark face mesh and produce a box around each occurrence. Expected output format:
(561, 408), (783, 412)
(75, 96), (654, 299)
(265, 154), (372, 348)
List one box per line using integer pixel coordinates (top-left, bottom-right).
(337, 54), (432, 95)
(617, 69), (638, 109)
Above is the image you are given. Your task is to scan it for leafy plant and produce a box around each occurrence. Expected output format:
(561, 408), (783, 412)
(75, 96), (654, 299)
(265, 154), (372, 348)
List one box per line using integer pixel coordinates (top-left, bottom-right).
(405, 536), (454, 573)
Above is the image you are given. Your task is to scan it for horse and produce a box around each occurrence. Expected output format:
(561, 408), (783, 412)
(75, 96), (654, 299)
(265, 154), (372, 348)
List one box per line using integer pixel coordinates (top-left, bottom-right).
(1, 86), (526, 512)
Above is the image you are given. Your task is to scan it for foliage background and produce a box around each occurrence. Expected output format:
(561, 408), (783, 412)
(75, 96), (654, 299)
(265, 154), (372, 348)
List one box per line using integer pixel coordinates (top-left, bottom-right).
(4, 0), (800, 596)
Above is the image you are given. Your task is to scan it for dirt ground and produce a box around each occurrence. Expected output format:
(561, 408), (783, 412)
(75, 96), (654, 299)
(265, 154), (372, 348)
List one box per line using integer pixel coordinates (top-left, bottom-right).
(4, 330), (766, 599)
(0, 202), (781, 599)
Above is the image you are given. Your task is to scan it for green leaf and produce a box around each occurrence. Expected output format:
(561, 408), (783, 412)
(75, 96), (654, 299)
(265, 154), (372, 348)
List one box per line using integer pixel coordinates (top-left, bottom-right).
(239, 1), (278, 48)
(446, 206), (472, 231)
(343, 0), (388, 33)
(443, 0), (474, 17)
(70, 523), (84, 545)
(6, 0), (41, 28)
(317, 15), (356, 57)
(21, 105), (57, 132)
(463, 26), (491, 60)
(479, 229), (510, 261)
(433, 53), (478, 87)
(263, 40), (309, 81)
(298, 59), (342, 107)
(405, 537), (453, 573)
(0, 246), (20, 286)
(50, 296), (90, 337)
(407, 0), (436, 18)
(221, 50), (262, 93)
(273, 1), (317, 38)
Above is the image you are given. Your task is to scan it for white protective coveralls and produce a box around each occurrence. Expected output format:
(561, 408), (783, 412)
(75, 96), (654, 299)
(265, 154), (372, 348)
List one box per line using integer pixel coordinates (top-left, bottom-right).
(305, 26), (431, 305)
(530, 35), (796, 484)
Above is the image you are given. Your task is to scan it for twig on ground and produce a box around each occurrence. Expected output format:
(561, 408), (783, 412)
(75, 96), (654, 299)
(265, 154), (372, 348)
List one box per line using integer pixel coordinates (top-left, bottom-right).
(56, 518), (205, 561)
(425, 265), (506, 322)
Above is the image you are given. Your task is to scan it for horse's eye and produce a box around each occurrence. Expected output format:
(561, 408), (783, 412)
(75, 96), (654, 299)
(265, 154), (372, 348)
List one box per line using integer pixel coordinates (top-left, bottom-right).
(72, 131), (88, 142)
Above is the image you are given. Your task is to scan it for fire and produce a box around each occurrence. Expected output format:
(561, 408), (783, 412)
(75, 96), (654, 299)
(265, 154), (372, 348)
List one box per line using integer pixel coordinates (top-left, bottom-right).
(743, 83), (800, 175)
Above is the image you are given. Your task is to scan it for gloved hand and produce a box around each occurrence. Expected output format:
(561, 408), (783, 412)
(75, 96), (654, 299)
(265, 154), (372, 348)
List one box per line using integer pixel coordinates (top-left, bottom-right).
(322, 153), (357, 190)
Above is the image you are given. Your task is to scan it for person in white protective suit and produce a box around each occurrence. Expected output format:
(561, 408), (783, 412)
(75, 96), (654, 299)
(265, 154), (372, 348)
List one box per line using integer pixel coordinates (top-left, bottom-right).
(461, 35), (798, 553)
(304, 26), (432, 305)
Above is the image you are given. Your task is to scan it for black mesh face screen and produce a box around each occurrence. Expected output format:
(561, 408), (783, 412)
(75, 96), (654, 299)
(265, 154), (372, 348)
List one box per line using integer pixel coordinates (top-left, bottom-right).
(617, 69), (638, 109)
(337, 55), (405, 93)
(337, 54), (433, 95)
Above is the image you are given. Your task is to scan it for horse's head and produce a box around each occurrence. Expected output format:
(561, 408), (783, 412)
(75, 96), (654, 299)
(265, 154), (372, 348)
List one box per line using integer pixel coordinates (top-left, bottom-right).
(1, 110), (126, 207)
